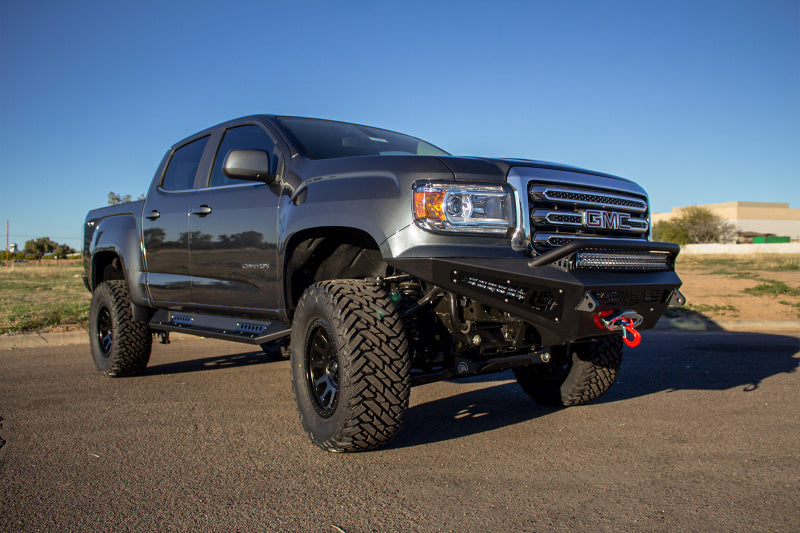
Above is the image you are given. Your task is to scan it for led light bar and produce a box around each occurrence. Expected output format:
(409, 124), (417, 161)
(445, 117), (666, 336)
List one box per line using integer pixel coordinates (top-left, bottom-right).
(573, 251), (672, 272)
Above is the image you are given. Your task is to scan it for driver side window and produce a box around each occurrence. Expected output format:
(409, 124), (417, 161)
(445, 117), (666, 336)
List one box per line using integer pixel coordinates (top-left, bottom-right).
(208, 125), (279, 188)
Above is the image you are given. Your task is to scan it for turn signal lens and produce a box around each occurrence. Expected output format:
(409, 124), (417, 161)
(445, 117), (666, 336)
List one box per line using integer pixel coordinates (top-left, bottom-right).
(414, 190), (446, 220)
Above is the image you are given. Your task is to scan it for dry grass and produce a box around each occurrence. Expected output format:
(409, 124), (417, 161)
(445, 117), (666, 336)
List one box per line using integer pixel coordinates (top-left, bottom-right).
(674, 254), (800, 320)
(0, 260), (90, 334)
(1, 254), (798, 335)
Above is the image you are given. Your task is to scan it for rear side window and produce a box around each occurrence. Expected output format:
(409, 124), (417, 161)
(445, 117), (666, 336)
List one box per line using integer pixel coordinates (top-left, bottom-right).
(208, 125), (278, 188)
(161, 136), (209, 191)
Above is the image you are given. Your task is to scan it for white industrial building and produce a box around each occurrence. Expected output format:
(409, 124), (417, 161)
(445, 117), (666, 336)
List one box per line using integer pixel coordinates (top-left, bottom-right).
(652, 201), (800, 241)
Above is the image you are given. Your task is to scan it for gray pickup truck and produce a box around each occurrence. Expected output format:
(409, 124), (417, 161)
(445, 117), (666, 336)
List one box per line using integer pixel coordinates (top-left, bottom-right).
(83, 115), (684, 452)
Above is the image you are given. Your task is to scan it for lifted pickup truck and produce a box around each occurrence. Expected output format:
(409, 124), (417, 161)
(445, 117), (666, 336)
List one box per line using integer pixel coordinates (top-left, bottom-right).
(83, 115), (684, 452)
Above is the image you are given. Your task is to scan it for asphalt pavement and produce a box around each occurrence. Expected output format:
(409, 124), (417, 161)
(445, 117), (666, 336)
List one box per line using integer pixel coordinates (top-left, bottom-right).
(1, 330), (798, 532)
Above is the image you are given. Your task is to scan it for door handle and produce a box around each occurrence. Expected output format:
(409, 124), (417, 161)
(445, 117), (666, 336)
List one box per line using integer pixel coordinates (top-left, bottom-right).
(191, 205), (212, 216)
(145, 210), (161, 220)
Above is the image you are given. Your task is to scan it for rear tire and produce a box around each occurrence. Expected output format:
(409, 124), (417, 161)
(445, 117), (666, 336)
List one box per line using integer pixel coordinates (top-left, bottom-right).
(513, 335), (622, 406)
(290, 280), (410, 452)
(88, 280), (152, 377)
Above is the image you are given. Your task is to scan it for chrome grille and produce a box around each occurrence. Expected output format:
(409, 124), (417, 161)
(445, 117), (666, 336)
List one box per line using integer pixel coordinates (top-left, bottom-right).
(528, 184), (649, 252)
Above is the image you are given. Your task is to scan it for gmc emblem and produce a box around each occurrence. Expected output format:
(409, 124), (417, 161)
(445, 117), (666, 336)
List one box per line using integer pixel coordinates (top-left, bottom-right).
(583, 209), (631, 230)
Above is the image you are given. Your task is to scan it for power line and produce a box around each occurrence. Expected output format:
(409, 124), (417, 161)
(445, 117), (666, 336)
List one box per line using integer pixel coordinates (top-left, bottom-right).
(6, 233), (81, 240)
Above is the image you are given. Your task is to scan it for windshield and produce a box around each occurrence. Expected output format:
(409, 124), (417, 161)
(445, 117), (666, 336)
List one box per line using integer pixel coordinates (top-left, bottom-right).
(276, 116), (449, 160)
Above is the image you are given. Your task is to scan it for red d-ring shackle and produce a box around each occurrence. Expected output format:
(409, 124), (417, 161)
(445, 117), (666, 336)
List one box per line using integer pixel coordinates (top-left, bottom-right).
(620, 321), (641, 347)
(594, 310), (642, 348)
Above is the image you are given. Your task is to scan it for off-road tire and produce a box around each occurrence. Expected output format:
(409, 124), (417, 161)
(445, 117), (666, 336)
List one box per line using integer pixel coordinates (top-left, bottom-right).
(513, 335), (622, 406)
(291, 280), (410, 452)
(89, 280), (152, 377)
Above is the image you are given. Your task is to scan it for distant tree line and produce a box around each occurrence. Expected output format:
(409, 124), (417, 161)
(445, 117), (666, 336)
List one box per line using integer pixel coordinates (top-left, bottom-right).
(20, 237), (76, 260)
(108, 191), (146, 205)
(1, 237), (77, 261)
(652, 206), (737, 245)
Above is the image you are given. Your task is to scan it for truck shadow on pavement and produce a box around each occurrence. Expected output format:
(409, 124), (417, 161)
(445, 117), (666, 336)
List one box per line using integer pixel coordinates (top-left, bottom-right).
(390, 329), (799, 449)
(144, 349), (278, 375)
(599, 330), (800, 402)
(391, 378), (552, 450)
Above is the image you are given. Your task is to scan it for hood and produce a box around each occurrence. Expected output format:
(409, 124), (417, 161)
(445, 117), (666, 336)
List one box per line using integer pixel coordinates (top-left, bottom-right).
(436, 156), (635, 185)
(287, 154), (640, 195)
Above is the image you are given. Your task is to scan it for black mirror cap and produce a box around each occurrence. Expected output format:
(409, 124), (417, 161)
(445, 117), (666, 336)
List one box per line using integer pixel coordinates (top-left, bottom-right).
(223, 150), (273, 183)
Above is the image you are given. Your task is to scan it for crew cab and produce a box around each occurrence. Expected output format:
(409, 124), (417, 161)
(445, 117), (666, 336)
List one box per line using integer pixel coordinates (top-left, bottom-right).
(83, 115), (684, 451)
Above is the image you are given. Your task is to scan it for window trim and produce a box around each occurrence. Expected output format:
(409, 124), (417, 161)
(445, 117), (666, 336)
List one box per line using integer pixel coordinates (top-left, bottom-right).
(200, 122), (283, 190)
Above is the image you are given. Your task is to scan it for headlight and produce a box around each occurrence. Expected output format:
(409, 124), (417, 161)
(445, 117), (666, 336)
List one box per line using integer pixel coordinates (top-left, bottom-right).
(413, 182), (515, 234)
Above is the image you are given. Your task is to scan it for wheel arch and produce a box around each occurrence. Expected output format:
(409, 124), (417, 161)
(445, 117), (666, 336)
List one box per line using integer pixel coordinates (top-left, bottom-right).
(282, 226), (389, 314)
(88, 213), (149, 306)
(92, 251), (126, 289)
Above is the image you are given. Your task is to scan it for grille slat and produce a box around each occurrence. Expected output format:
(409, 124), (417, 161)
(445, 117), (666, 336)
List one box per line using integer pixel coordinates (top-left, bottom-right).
(530, 186), (648, 212)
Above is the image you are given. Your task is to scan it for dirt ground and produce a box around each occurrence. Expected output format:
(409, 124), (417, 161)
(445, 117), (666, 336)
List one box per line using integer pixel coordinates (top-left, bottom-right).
(674, 255), (800, 322)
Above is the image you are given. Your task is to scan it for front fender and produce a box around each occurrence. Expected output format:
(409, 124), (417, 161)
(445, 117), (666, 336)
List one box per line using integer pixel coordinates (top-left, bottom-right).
(278, 173), (408, 256)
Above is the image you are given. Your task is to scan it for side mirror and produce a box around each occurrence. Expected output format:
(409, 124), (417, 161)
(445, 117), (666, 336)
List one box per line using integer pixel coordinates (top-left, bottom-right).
(223, 150), (273, 183)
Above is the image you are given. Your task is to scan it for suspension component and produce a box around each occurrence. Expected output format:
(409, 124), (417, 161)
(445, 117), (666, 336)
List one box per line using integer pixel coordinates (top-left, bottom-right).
(156, 331), (170, 344)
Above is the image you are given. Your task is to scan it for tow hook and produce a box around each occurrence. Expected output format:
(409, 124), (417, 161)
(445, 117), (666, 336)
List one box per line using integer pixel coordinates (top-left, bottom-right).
(594, 310), (644, 348)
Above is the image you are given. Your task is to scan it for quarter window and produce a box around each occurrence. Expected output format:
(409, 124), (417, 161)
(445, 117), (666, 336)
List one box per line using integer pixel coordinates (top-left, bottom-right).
(209, 125), (278, 188)
(161, 136), (209, 191)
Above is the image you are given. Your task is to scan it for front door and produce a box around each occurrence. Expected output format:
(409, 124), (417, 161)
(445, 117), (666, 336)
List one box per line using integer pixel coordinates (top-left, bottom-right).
(188, 124), (282, 315)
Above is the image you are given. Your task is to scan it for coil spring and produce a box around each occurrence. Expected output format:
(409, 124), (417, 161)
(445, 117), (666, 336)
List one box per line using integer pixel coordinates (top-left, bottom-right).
(398, 281), (422, 300)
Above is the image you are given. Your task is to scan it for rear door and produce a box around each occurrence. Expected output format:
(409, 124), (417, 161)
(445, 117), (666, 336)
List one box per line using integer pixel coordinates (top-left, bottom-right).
(188, 123), (283, 315)
(142, 135), (211, 304)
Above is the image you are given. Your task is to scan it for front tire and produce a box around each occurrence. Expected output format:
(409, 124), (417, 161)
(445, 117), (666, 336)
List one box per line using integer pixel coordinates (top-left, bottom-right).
(88, 280), (152, 377)
(513, 335), (622, 406)
(291, 280), (410, 452)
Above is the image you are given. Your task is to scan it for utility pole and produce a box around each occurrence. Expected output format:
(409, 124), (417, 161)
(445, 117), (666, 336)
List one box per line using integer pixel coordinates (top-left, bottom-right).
(5, 220), (8, 261)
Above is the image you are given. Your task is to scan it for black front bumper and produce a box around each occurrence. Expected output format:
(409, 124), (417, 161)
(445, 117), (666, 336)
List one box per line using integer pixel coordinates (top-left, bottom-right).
(388, 240), (682, 347)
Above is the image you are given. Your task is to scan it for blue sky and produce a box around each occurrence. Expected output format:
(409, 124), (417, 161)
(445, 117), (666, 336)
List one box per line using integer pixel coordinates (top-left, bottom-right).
(1, 0), (798, 251)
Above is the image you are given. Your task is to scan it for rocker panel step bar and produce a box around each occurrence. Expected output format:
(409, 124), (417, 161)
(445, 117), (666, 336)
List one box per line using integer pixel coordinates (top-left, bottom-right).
(149, 310), (290, 345)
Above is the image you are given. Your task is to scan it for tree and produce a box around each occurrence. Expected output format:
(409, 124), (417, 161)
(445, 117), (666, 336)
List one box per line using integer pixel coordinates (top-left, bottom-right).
(23, 237), (59, 259)
(108, 191), (131, 205)
(53, 244), (76, 259)
(652, 206), (737, 245)
(22, 237), (76, 260)
(108, 191), (145, 205)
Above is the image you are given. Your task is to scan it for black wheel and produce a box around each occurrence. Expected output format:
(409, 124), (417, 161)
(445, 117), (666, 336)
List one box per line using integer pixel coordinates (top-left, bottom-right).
(290, 280), (410, 452)
(513, 335), (622, 406)
(88, 280), (152, 377)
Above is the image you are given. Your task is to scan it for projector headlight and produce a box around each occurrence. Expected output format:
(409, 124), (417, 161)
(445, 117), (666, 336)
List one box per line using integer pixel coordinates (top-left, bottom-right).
(413, 182), (514, 234)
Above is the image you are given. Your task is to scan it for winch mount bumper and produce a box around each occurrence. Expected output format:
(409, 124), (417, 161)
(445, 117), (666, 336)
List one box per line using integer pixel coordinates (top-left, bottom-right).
(388, 239), (682, 347)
